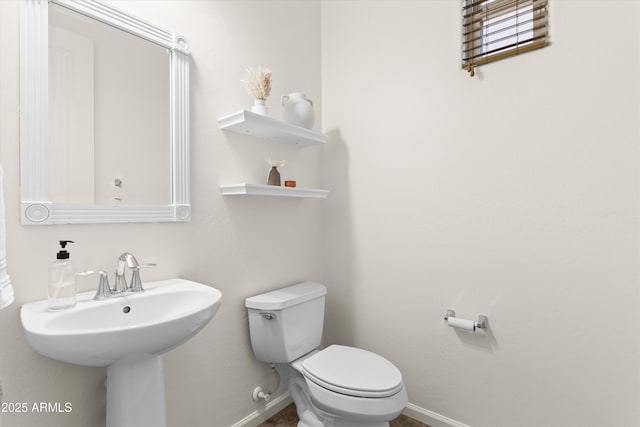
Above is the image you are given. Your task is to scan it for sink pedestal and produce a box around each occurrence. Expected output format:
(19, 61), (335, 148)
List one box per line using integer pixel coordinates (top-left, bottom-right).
(106, 356), (166, 427)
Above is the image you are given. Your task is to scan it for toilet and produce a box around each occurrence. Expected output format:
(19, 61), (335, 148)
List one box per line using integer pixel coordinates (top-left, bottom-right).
(245, 281), (408, 427)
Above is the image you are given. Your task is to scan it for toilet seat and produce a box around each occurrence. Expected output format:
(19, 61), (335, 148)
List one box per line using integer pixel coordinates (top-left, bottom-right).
(300, 345), (404, 398)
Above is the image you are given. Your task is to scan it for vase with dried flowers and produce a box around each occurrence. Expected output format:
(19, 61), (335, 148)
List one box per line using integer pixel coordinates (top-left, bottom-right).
(266, 157), (286, 186)
(242, 66), (272, 116)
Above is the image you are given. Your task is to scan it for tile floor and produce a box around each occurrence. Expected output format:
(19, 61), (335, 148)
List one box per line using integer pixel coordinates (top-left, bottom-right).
(258, 403), (431, 427)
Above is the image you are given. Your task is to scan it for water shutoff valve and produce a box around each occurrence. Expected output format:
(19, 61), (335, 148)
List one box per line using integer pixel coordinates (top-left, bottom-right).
(252, 386), (271, 402)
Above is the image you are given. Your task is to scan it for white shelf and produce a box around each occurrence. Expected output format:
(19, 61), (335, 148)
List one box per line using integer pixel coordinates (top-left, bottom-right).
(218, 110), (326, 147)
(220, 183), (329, 199)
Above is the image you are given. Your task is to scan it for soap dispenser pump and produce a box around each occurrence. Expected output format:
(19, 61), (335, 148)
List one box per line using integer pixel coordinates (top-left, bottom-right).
(48, 240), (77, 310)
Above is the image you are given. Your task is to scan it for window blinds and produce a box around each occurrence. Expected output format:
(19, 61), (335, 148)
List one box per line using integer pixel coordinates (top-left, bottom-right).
(462, 0), (548, 76)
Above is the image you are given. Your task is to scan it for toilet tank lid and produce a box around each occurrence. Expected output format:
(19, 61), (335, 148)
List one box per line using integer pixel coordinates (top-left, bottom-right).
(245, 282), (327, 310)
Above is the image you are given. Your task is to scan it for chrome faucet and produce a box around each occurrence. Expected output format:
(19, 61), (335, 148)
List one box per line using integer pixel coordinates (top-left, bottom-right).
(114, 252), (138, 292)
(78, 253), (155, 300)
(114, 252), (155, 293)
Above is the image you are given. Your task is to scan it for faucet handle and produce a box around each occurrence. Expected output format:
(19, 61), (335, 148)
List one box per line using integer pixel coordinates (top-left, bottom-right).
(78, 270), (112, 300)
(128, 263), (156, 293)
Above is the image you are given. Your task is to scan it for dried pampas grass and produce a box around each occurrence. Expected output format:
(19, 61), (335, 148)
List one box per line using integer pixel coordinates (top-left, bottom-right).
(265, 157), (287, 168)
(242, 66), (272, 101)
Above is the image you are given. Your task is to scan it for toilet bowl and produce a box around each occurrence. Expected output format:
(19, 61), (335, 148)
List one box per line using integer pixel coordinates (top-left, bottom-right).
(288, 345), (408, 427)
(246, 282), (408, 427)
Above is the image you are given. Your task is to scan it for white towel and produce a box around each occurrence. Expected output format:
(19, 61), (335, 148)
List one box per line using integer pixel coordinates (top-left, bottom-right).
(0, 165), (14, 310)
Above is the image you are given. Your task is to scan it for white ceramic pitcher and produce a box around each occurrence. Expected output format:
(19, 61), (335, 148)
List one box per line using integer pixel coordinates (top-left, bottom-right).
(281, 92), (315, 130)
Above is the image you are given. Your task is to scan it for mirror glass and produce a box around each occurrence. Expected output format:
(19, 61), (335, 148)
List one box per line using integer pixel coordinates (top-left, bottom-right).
(49, 4), (170, 206)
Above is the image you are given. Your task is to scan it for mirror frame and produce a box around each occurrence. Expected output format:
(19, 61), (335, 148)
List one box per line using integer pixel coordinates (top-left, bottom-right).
(19, 0), (191, 224)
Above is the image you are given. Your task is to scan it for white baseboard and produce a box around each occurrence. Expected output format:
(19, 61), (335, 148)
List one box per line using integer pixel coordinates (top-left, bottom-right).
(231, 392), (293, 427)
(403, 402), (471, 427)
(231, 395), (466, 427)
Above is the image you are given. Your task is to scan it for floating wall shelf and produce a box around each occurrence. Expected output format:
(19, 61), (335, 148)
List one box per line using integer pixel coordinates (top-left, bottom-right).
(220, 184), (329, 199)
(218, 110), (326, 147)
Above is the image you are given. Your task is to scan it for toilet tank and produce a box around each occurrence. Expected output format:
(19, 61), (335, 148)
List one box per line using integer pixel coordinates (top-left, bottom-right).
(245, 282), (327, 363)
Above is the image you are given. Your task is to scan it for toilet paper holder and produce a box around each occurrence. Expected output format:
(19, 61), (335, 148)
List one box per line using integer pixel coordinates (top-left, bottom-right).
(444, 309), (488, 330)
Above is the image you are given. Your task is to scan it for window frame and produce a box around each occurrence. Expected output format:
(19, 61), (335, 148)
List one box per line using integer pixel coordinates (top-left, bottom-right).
(462, 0), (549, 76)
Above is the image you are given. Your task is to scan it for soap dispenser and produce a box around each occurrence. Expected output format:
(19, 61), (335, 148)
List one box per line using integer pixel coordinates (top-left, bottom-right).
(48, 240), (77, 310)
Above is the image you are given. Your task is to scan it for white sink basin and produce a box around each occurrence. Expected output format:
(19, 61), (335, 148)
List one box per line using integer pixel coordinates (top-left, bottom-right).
(21, 278), (222, 366)
(20, 278), (222, 427)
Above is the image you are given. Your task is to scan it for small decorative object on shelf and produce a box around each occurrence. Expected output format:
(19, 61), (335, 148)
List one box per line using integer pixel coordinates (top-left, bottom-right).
(284, 180), (296, 188)
(242, 65), (272, 116)
(281, 92), (315, 130)
(266, 157), (286, 186)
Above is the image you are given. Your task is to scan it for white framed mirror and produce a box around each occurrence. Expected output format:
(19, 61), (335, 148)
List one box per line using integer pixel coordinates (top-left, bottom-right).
(20, 0), (191, 224)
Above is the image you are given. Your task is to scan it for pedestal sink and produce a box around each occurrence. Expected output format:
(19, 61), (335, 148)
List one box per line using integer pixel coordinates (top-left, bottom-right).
(20, 278), (222, 427)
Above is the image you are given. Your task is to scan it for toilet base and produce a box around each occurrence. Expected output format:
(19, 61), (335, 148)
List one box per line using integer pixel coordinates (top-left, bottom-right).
(298, 421), (388, 427)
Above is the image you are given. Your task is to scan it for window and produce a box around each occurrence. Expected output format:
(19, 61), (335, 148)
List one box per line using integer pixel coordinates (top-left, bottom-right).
(462, 0), (549, 76)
